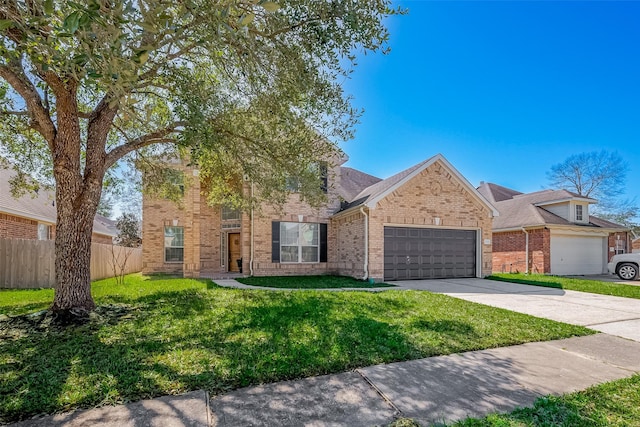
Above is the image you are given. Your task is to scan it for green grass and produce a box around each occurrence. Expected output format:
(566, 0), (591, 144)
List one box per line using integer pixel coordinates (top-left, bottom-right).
(0, 274), (202, 316)
(236, 275), (395, 289)
(0, 274), (592, 422)
(488, 273), (640, 300)
(453, 374), (640, 426)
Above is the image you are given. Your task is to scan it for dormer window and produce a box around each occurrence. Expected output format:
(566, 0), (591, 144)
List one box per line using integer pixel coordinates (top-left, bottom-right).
(575, 205), (583, 222)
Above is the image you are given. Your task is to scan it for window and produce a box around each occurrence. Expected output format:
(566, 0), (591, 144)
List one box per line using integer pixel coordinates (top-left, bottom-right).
(285, 162), (328, 193)
(37, 223), (50, 240)
(615, 238), (626, 255)
(164, 226), (184, 262)
(220, 232), (227, 267)
(280, 222), (319, 263)
(272, 221), (327, 263)
(575, 205), (583, 221)
(222, 205), (241, 221)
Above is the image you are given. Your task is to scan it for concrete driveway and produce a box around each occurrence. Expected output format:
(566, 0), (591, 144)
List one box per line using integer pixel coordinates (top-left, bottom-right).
(394, 278), (640, 342)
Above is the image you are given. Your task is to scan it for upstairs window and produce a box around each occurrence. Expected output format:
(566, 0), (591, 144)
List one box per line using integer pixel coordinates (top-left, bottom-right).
(575, 205), (583, 221)
(222, 205), (241, 221)
(285, 162), (328, 193)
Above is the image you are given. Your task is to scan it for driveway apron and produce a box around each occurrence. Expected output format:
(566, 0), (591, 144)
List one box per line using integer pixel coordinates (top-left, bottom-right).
(393, 278), (640, 341)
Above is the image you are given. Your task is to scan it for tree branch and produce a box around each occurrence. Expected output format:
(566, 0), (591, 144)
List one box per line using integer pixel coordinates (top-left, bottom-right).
(0, 62), (56, 145)
(104, 123), (184, 169)
(0, 110), (29, 116)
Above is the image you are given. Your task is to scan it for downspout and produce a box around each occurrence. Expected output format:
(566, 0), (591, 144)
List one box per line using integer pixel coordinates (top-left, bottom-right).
(521, 227), (529, 275)
(249, 182), (254, 276)
(360, 207), (369, 281)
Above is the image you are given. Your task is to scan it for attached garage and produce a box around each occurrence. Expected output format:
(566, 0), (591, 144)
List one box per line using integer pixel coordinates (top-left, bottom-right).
(384, 226), (477, 280)
(550, 234), (606, 275)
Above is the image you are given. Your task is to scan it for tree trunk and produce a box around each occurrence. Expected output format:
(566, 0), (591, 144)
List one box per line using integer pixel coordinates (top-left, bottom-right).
(50, 178), (102, 320)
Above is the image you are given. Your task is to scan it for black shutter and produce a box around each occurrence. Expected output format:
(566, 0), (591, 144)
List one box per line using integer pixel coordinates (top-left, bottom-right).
(272, 221), (280, 263)
(320, 163), (328, 193)
(320, 223), (328, 262)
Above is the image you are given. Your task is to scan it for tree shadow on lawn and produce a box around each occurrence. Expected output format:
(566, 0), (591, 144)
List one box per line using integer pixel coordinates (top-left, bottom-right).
(0, 289), (481, 423)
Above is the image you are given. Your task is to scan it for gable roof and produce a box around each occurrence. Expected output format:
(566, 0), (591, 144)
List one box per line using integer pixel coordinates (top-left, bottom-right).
(0, 166), (118, 237)
(336, 167), (382, 202)
(338, 154), (499, 216)
(483, 183), (626, 231)
(477, 182), (523, 203)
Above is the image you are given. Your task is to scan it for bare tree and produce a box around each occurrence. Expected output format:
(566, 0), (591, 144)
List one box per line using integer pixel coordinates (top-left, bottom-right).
(547, 150), (638, 226)
(547, 150), (628, 200)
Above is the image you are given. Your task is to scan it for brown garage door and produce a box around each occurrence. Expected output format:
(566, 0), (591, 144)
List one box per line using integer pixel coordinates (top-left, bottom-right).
(384, 227), (477, 280)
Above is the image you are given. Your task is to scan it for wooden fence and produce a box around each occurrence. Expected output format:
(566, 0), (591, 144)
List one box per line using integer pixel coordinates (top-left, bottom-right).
(0, 238), (142, 289)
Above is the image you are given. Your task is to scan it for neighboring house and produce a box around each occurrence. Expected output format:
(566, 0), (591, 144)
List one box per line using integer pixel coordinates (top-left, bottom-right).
(477, 182), (631, 275)
(633, 237), (640, 254)
(142, 153), (498, 281)
(0, 167), (118, 244)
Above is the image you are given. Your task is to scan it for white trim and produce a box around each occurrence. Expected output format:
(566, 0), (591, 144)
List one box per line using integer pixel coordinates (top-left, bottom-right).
(360, 207), (369, 280)
(495, 224), (626, 234)
(535, 197), (596, 206)
(364, 154), (500, 217)
(250, 182), (254, 276)
(549, 228), (612, 238)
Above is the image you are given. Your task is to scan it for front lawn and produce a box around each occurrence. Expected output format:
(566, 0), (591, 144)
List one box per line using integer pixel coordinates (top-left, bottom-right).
(453, 374), (640, 426)
(0, 274), (591, 422)
(488, 273), (640, 300)
(236, 275), (395, 289)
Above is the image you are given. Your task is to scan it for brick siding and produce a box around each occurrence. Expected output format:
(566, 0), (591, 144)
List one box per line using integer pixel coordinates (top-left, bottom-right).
(363, 161), (493, 280)
(0, 212), (111, 243)
(0, 213), (38, 239)
(608, 231), (632, 261)
(143, 160), (494, 280)
(333, 211), (366, 279)
(492, 228), (550, 274)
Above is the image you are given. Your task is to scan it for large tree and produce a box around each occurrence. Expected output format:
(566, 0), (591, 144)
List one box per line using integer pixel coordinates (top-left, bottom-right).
(547, 150), (638, 227)
(0, 0), (396, 319)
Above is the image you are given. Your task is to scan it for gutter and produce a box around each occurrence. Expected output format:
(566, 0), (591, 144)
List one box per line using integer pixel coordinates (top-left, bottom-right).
(249, 182), (254, 276)
(360, 206), (369, 281)
(521, 227), (529, 275)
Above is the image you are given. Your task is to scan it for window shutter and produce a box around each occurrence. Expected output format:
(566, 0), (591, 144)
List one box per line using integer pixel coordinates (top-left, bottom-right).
(320, 163), (328, 193)
(272, 221), (280, 263)
(320, 223), (328, 262)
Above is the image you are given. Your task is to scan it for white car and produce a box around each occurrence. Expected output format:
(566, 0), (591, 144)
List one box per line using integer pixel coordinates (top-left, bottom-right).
(608, 253), (640, 280)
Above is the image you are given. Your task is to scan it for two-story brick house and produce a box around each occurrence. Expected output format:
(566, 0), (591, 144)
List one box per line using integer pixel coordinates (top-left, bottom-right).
(478, 182), (631, 275)
(142, 153), (498, 282)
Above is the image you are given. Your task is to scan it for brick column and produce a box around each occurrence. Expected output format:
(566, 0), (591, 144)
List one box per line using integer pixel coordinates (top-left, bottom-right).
(183, 170), (201, 278)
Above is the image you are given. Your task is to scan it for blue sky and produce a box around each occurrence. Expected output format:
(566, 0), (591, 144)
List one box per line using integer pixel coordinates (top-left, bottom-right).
(340, 1), (640, 205)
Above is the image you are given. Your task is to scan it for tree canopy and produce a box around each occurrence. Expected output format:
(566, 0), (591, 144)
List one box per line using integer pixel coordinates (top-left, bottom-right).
(0, 0), (398, 316)
(1, 0), (398, 204)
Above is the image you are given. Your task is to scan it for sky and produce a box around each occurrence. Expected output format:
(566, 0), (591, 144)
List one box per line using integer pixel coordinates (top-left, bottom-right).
(340, 1), (640, 207)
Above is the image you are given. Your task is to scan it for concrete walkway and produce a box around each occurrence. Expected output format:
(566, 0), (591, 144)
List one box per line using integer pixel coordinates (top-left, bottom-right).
(12, 334), (640, 427)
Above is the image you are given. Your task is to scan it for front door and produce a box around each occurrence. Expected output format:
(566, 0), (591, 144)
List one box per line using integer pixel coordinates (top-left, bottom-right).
(228, 233), (241, 272)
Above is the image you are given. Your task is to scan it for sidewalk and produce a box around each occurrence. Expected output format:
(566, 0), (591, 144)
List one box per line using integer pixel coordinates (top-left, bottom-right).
(12, 333), (640, 427)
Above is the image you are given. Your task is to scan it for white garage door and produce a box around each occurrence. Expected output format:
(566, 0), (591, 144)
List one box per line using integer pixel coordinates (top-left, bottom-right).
(550, 235), (605, 275)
